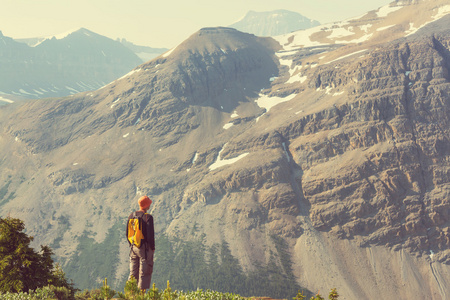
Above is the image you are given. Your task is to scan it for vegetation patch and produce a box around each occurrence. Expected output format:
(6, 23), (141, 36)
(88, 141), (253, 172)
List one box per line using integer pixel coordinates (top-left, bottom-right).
(0, 180), (13, 207)
(147, 234), (306, 299)
(61, 222), (122, 290)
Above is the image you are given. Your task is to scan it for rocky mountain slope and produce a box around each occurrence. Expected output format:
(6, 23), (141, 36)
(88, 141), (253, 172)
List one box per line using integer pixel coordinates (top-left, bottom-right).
(0, 28), (142, 99)
(0, 1), (450, 299)
(229, 10), (320, 37)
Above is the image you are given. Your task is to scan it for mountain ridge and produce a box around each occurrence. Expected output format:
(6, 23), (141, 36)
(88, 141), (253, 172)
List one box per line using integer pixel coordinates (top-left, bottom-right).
(0, 28), (143, 99)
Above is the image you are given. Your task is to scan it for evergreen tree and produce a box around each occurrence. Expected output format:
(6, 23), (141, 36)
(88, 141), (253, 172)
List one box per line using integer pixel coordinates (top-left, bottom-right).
(0, 217), (73, 293)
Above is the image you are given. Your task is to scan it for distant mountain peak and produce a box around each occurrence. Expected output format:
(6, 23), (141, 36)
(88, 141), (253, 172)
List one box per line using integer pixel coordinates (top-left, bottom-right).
(0, 28), (142, 99)
(51, 27), (88, 39)
(229, 9), (320, 37)
(26, 27), (88, 47)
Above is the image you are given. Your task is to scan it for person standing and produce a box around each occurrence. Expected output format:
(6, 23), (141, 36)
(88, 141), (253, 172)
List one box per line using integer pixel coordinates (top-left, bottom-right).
(126, 195), (155, 291)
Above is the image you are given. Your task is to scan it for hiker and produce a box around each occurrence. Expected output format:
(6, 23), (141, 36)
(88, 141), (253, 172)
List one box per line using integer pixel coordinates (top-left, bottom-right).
(126, 195), (155, 291)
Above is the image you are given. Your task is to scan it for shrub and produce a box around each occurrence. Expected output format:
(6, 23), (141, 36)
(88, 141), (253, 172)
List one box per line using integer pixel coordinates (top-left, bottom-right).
(0, 285), (73, 300)
(0, 217), (74, 295)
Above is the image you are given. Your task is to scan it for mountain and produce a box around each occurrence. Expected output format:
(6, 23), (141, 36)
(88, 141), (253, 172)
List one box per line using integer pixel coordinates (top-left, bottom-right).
(117, 38), (169, 63)
(0, 28), (142, 99)
(229, 10), (320, 37)
(1, 0), (450, 299)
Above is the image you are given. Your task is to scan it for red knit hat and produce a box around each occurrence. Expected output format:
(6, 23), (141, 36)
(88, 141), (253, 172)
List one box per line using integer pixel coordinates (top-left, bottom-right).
(138, 195), (152, 210)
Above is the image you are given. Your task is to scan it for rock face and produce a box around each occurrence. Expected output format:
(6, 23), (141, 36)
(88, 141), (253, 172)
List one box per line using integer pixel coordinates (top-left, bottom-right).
(0, 1), (450, 299)
(0, 28), (142, 99)
(284, 33), (450, 261)
(229, 10), (320, 37)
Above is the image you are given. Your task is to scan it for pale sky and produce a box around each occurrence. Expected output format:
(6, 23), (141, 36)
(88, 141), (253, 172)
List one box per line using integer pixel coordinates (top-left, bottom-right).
(1, 0), (392, 48)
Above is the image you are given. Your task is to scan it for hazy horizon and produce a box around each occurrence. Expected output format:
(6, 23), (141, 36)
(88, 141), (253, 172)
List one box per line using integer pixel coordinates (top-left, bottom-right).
(1, 0), (392, 48)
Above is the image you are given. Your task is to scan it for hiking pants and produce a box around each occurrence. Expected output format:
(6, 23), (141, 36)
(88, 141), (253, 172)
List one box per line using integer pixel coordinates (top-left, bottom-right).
(129, 245), (154, 290)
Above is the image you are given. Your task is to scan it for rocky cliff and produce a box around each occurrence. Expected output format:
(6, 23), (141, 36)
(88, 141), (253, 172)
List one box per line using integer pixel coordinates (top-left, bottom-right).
(0, 1), (450, 299)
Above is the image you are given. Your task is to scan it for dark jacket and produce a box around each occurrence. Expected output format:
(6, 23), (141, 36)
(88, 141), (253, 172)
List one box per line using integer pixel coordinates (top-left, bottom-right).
(126, 211), (155, 250)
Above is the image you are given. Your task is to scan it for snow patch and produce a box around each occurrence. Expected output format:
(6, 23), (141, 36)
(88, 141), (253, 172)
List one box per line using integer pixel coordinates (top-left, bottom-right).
(299, 76), (308, 83)
(191, 152), (198, 164)
(323, 49), (368, 65)
(327, 27), (354, 39)
(209, 144), (249, 171)
(434, 5), (450, 20)
(111, 98), (121, 109)
(231, 111), (239, 118)
(279, 58), (293, 68)
(65, 86), (80, 93)
(376, 25), (395, 32)
(406, 5), (450, 37)
(255, 93), (297, 121)
(275, 50), (299, 57)
(274, 26), (328, 50)
(163, 46), (178, 58)
(0, 96), (14, 104)
(118, 68), (142, 81)
(347, 34), (373, 44)
(287, 75), (307, 84)
(223, 123), (233, 130)
(405, 23), (420, 36)
(360, 24), (372, 33)
(377, 5), (402, 18)
(17, 89), (28, 95)
(278, 55), (307, 84)
(33, 28), (83, 46)
(123, 133), (129, 138)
